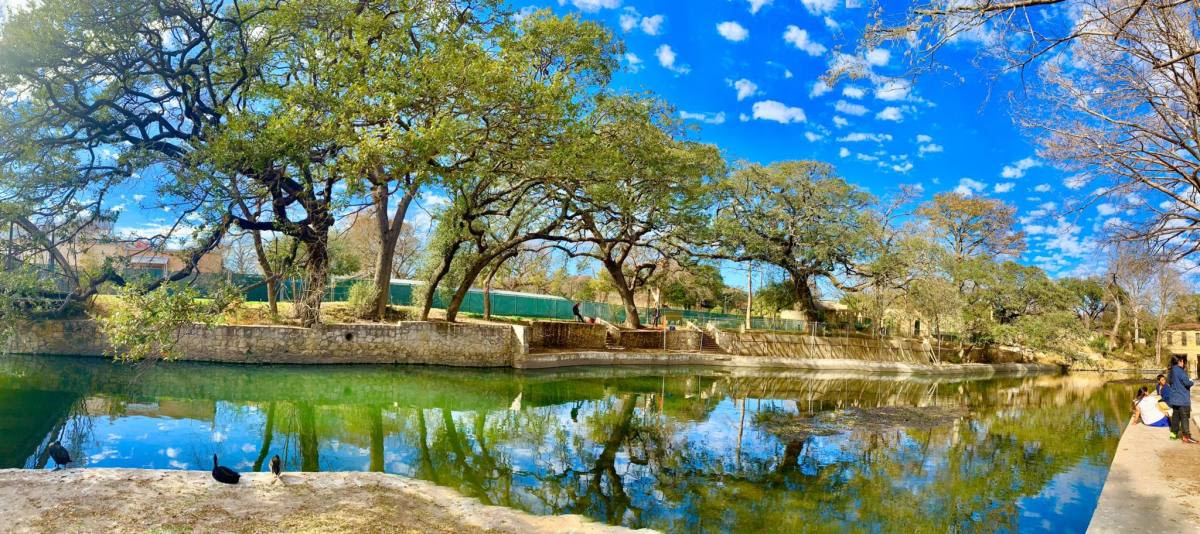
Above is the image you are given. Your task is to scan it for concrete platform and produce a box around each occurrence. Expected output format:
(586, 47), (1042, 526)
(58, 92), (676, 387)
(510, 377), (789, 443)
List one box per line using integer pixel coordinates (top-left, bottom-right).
(1088, 393), (1200, 533)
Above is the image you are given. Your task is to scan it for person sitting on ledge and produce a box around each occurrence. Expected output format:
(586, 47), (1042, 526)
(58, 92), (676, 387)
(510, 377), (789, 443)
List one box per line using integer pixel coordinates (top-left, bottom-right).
(1133, 386), (1170, 428)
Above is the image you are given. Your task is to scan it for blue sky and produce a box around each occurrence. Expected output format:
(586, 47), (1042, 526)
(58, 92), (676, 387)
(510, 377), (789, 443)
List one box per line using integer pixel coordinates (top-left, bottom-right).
(505, 0), (1109, 283)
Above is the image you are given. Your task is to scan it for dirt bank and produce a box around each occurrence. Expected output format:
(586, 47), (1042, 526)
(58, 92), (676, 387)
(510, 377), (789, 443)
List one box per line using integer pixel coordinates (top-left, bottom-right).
(0, 468), (650, 534)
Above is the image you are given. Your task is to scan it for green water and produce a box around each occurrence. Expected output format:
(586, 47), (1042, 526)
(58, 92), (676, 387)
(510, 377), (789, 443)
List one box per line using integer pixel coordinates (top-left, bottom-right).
(0, 355), (1131, 533)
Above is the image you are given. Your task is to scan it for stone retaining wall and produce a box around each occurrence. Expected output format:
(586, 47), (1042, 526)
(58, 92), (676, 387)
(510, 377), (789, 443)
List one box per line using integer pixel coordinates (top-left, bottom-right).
(712, 330), (1029, 364)
(527, 322), (607, 350)
(617, 329), (704, 351)
(8, 319), (522, 366)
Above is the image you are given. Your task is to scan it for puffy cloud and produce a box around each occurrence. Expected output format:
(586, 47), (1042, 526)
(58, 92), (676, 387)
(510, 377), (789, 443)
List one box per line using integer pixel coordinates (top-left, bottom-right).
(809, 80), (832, 98)
(1096, 202), (1119, 215)
(731, 78), (759, 101)
(994, 182), (1015, 193)
(837, 132), (892, 143)
(955, 178), (987, 196)
(1064, 173), (1089, 189)
(873, 79), (911, 101)
(747, 0), (772, 13)
(623, 52), (643, 72)
(892, 161), (914, 173)
(620, 9), (664, 34)
(1034, 184), (1052, 192)
(716, 21), (749, 41)
(801, 0), (838, 14)
(1000, 157), (1041, 178)
(875, 106), (903, 121)
(679, 110), (726, 125)
(841, 85), (866, 99)
(783, 26), (826, 56)
(866, 48), (890, 66)
(804, 131), (824, 142)
(915, 134), (933, 143)
(559, 0), (620, 12)
(918, 143), (943, 156)
(834, 100), (868, 116)
(832, 116), (849, 128)
(751, 100), (807, 124)
(838, 147), (850, 157)
(823, 16), (841, 31)
(656, 44), (690, 74)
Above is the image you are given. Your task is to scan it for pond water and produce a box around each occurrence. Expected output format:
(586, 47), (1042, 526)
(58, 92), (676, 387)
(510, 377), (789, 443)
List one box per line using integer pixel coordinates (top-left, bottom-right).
(0, 355), (1132, 533)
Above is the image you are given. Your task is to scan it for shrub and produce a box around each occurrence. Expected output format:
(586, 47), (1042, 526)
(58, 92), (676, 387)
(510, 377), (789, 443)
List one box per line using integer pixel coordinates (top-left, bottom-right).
(346, 280), (376, 319)
(98, 282), (213, 361)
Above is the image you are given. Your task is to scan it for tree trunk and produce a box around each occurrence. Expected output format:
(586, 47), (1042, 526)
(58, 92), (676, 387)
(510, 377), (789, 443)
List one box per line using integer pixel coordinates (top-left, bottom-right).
(602, 259), (642, 329)
(420, 243), (461, 321)
(369, 184), (417, 321)
(790, 273), (819, 322)
(444, 258), (491, 323)
(1109, 297), (1122, 347)
(249, 230), (279, 317)
(296, 241), (329, 328)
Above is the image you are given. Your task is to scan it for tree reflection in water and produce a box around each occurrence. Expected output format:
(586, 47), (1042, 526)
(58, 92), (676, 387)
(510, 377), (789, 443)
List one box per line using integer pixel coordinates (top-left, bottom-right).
(0, 356), (1128, 533)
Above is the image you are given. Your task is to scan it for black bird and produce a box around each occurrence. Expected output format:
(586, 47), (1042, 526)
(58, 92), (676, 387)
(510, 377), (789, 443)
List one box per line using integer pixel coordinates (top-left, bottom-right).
(48, 441), (71, 470)
(211, 454), (240, 485)
(269, 454), (282, 482)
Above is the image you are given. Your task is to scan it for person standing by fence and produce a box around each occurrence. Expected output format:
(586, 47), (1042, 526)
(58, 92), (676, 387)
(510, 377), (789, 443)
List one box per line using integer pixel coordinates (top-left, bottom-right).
(572, 302), (585, 323)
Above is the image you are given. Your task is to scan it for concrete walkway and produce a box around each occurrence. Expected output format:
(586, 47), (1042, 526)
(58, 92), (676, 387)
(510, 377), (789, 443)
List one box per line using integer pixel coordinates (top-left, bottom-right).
(1087, 393), (1200, 533)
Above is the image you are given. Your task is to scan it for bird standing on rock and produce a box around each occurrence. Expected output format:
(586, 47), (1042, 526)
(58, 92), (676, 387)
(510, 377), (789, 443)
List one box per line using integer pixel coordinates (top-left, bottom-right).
(211, 454), (240, 484)
(269, 454), (282, 483)
(48, 441), (71, 470)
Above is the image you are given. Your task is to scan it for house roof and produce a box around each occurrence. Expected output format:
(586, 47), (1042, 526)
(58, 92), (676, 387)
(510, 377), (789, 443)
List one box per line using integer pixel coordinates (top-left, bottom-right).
(1166, 323), (1200, 331)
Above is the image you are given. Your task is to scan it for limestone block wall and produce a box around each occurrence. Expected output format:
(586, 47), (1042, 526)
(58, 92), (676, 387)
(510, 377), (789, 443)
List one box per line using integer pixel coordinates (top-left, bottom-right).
(7, 319), (522, 366)
(618, 329), (704, 351)
(527, 322), (607, 350)
(712, 330), (1029, 364)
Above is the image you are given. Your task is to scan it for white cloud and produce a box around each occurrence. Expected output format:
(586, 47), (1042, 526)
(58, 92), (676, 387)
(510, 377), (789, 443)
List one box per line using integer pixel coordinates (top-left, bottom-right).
(132, 194), (146, 202)
(866, 48), (891, 66)
(1096, 203), (1119, 216)
(655, 44), (690, 74)
(731, 78), (759, 101)
(1034, 184), (1051, 192)
(834, 100), (868, 116)
(747, 0), (772, 14)
(783, 26), (826, 56)
(620, 9), (664, 35)
(955, 178), (987, 196)
(915, 134), (932, 143)
(716, 21), (749, 42)
(804, 131), (824, 142)
(640, 14), (664, 34)
(801, 0), (838, 15)
(823, 16), (841, 31)
(1064, 173), (1089, 189)
(559, 0), (621, 12)
(874, 79), (911, 101)
(856, 153), (879, 161)
(837, 132), (892, 143)
(809, 80), (832, 98)
(679, 110), (726, 125)
(739, 113), (750, 122)
(994, 182), (1015, 193)
(623, 53), (643, 72)
(832, 116), (849, 128)
(918, 143), (943, 156)
(751, 100), (806, 124)
(841, 85), (866, 99)
(875, 106), (903, 121)
(892, 161), (914, 173)
(1000, 156), (1041, 178)
(838, 147), (850, 157)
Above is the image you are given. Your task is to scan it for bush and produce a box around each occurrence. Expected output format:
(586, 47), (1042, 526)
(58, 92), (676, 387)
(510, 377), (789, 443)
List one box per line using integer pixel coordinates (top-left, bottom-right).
(98, 282), (212, 361)
(346, 281), (377, 319)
